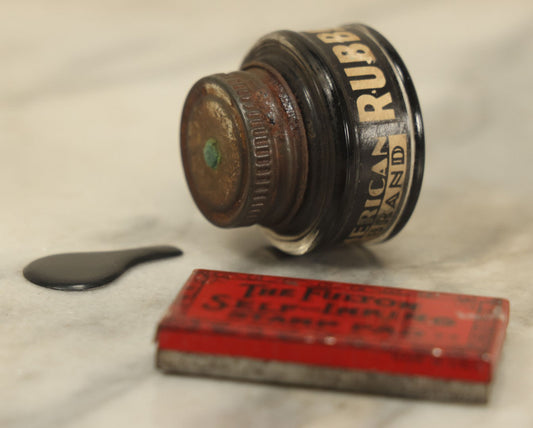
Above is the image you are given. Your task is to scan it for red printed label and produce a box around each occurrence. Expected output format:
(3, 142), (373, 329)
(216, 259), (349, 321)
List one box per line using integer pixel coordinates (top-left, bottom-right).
(157, 270), (509, 382)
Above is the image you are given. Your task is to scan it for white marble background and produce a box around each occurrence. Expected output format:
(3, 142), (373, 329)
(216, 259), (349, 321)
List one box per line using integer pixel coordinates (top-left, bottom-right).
(1, 0), (533, 427)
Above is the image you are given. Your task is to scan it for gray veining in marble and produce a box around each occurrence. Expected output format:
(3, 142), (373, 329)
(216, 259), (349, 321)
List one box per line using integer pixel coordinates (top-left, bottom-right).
(1, 0), (533, 427)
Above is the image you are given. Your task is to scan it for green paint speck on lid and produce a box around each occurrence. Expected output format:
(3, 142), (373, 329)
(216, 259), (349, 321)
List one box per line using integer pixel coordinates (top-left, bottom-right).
(203, 138), (221, 169)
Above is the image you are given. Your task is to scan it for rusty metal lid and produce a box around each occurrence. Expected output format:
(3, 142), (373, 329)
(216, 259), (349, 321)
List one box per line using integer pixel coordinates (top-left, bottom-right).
(180, 67), (307, 229)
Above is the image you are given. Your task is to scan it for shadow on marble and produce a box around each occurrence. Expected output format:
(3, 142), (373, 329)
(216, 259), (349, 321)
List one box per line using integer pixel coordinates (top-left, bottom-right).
(232, 240), (382, 271)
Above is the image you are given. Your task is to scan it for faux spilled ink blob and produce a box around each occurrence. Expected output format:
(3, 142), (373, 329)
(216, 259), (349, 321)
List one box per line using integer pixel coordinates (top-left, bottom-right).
(23, 245), (182, 291)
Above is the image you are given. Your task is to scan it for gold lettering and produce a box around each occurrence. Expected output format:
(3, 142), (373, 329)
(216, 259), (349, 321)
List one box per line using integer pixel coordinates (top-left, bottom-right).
(348, 134), (408, 241)
(386, 192), (400, 209)
(356, 93), (396, 122)
(369, 178), (385, 197)
(390, 170), (403, 188)
(365, 198), (381, 208)
(332, 43), (376, 64)
(391, 145), (405, 165)
(317, 31), (360, 44)
(371, 136), (388, 157)
(345, 66), (386, 91)
(358, 209), (377, 225)
(371, 158), (388, 177)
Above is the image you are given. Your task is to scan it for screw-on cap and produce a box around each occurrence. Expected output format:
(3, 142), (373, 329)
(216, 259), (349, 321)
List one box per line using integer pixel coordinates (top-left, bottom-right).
(180, 66), (308, 228)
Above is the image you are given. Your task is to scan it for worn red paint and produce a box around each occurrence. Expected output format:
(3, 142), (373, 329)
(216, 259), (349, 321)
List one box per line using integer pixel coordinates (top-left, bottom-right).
(156, 270), (509, 383)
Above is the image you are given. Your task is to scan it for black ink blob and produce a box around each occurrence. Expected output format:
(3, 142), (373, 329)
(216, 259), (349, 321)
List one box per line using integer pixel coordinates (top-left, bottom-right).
(23, 245), (183, 291)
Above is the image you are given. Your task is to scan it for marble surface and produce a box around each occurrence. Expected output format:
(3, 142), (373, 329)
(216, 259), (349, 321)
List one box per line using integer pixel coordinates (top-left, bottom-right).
(2, 0), (533, 426)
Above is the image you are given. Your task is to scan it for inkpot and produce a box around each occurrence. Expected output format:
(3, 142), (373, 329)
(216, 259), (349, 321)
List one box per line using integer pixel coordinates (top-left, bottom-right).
(180, 24), (424, 255)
